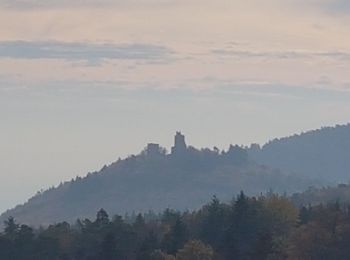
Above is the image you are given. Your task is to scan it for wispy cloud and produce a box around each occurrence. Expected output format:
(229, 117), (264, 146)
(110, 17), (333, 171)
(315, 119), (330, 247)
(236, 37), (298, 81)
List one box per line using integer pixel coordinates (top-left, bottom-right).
(212, 49), (350, 61)
(0, 0), (178, 9)
(212, 49), (305, 60)
(0, 0), (114, 9)
(0, 41), (173, 63)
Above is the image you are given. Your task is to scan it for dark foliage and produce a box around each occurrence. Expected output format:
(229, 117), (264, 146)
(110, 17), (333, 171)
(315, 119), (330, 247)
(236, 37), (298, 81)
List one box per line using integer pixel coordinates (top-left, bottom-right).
(2, 193), (350, 259)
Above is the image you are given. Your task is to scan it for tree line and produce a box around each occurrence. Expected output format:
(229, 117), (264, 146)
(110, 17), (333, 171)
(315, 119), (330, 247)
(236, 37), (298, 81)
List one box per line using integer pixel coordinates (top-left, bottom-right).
(1, 192), (350, 259)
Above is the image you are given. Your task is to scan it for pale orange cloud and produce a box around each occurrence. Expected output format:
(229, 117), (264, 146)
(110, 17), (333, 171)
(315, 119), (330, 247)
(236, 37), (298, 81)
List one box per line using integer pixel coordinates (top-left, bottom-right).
(0, 0), (350, 90)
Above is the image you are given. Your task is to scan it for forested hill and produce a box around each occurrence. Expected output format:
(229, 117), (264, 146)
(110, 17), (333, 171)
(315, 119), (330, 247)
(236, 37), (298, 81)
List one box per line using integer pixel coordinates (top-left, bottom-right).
(0, 134), (311, 227)
(291, 184), (350, 207)
(249, 123), (350, 183)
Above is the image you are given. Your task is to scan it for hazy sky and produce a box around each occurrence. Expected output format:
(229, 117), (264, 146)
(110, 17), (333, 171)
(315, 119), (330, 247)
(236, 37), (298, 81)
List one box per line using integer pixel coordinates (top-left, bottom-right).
(1, 0), (350, 213)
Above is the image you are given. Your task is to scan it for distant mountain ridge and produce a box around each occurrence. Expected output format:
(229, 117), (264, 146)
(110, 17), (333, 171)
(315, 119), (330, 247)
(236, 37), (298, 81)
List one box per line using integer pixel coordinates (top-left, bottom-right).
(0, 132), (311, 227)
(249, 123), (350, 182)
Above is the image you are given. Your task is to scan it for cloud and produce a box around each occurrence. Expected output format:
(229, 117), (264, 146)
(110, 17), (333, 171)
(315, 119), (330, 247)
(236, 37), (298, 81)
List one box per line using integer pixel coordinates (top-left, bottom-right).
(212, 49), (305, 60)
(0, 41), (173, 63)
(0, 0), (178, 9)
(0, 0), (115, 9)
(326, 0), (350, 13)
(211, 49), (350, 61)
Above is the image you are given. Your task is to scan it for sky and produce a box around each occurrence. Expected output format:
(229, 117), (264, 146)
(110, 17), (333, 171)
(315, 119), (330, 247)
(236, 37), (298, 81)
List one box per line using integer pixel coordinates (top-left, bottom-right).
(1, 0), (350, 213)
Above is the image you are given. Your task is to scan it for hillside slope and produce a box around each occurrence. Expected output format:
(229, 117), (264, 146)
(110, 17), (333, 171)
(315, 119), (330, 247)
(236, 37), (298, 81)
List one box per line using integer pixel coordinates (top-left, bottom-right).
(291, 184), (350, 206)
(0, 135), (311, 226)
(249, 123), (350, 183)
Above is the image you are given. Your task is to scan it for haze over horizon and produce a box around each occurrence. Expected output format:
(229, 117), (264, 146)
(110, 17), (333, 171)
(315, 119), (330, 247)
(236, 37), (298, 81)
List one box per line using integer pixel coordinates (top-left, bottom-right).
(2, 0), (350, 213)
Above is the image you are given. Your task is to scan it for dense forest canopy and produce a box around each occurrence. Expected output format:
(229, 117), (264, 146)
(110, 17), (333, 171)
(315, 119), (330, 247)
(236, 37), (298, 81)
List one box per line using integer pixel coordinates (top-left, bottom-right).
(2, 192), (350, 260)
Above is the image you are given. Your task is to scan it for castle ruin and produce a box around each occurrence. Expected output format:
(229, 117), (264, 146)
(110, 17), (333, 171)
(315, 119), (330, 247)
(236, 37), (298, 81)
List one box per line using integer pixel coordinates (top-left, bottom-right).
(171, 131), (187, 155)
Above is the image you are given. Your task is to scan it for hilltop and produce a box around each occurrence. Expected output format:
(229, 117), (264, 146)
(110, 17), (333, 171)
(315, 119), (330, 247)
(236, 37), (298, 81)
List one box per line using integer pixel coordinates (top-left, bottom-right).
(0, 132), (311, 226)
(249, 123), (350, 182)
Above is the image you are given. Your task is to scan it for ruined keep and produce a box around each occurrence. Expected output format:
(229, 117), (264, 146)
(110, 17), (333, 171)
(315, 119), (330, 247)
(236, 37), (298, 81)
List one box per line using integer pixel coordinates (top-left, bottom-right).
(146, 143), (161, 156)
(171, 131), (187, 155)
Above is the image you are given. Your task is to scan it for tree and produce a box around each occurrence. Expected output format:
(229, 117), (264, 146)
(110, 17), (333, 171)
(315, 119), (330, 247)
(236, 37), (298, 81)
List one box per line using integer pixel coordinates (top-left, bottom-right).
(4, 217), (19, 240)
(287, 222), (333, 259)
(298, 206), (310, 225)
(223, 192), (268, 259)
(0, 236), (13, 260)
(162, 217), (188, 255)
(16, 224), (35, 243)
(134, 213), (146, 234)
(263, 194), (299, 234)
(199, 196), (229, 249)
(98, 232), (118, 260)
(250, 232), (274, 260)
(137, 231), (159, 260)
(95, 208), (110, 227)
(176, 240), (214, 260)
(13, 225), (35, 260)
(150, 250), (176, 260)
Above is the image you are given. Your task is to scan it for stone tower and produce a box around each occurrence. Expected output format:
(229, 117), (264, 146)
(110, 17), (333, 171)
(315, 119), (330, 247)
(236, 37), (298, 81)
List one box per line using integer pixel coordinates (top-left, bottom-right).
(171, 131), (187, 155)
(146, 143), (161, 156)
